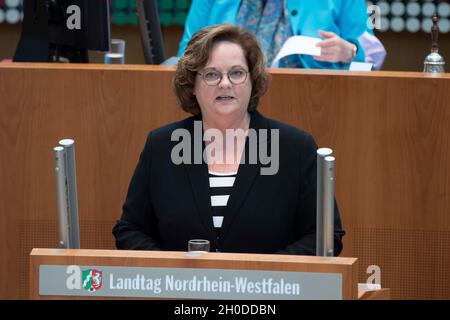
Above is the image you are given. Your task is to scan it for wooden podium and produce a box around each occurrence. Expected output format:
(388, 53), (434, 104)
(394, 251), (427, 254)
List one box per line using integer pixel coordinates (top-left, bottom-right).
(30, 248), (389, 300)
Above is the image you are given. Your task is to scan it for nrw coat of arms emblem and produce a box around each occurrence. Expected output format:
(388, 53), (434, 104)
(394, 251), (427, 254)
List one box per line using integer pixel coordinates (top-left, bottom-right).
(82, 269), (102, 292)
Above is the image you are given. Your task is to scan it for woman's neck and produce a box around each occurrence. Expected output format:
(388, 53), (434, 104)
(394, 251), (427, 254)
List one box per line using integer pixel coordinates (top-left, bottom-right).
(203, 112), (251, 133)
(203, 112), (251, 171)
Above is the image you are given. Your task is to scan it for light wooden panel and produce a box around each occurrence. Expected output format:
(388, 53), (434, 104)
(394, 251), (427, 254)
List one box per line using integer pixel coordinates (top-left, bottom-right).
(263, 69), (450, 231)
(0, 64), (185, 299)
(1, 64), (450, 299)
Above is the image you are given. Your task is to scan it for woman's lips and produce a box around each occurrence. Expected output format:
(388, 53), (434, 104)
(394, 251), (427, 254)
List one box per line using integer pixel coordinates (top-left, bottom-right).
(216, 95), (235, 101)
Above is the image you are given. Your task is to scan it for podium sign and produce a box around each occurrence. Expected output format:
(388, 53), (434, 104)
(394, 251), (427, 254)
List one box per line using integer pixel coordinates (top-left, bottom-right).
(39, 265), (342, 300)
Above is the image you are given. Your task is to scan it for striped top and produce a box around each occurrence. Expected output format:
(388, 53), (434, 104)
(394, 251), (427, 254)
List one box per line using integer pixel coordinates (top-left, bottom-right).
(208, 170), (237, 235)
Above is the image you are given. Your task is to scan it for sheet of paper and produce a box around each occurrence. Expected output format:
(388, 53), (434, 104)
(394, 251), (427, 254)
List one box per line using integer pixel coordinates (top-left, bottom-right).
(271, 36), (322, 68)
(349, 62), (373, 71)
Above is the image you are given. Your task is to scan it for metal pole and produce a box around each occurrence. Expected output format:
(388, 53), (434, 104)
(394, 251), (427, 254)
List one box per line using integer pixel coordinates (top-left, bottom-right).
(59, 139), (80, 249)
(316, 148), (332, 256)
(54, 146), (70, 248)
(323, 156), (335, 257)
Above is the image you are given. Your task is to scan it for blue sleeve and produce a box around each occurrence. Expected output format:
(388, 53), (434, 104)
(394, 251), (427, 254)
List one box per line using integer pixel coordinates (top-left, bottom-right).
(337, 0), (368, 62)
(177, 0), (214, 56)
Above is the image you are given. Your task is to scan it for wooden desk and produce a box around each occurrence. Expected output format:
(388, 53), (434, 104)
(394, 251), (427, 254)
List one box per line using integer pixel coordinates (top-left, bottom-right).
(30, 248), (359, 300)
(1, 64), (449, 299)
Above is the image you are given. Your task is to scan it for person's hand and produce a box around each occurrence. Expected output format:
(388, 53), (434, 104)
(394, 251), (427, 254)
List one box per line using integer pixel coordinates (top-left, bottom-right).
(314, 30), (356, 64)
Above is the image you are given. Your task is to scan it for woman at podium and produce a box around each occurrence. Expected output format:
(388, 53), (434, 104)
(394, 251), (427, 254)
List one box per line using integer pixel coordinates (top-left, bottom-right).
(113, 24), (345, 255)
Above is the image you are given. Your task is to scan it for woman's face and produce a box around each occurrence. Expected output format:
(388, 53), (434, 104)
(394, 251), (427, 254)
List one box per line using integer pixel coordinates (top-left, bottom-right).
(194, 41), (252, 121)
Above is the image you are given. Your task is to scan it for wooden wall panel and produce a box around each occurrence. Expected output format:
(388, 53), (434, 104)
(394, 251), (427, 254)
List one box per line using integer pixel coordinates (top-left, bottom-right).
(1, 64), (449, 299)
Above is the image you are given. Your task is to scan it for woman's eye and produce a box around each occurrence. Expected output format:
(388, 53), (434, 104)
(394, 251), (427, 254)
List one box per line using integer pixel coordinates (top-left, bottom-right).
(230, 69), (246, 79)
(205, 72), (219, 79)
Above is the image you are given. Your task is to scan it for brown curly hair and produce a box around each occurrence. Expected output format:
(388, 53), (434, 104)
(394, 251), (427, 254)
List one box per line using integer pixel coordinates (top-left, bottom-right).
(173, 24), (270, 115)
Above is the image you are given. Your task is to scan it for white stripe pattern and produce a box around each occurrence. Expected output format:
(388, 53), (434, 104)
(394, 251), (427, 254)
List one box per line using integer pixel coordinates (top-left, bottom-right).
(208, 170), (238, 176)
(210, 195), (230, 207)
(209, 171), (236, 231)
(213, 216), (224, 228)
(209, 177), (236, 188)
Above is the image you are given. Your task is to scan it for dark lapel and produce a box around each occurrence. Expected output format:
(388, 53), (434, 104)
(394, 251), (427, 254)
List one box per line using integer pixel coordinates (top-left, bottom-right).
(220, 111), (270, 240)
(183, 115), (216, 241)
(182, 111), (271, 242)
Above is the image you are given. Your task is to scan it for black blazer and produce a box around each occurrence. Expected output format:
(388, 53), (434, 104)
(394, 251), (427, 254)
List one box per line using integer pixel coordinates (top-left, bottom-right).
(113, 111), (345, 255)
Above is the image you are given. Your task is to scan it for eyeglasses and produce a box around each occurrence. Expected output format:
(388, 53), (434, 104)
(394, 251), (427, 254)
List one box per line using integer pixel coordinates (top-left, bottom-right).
(197, 67), (249, 86)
